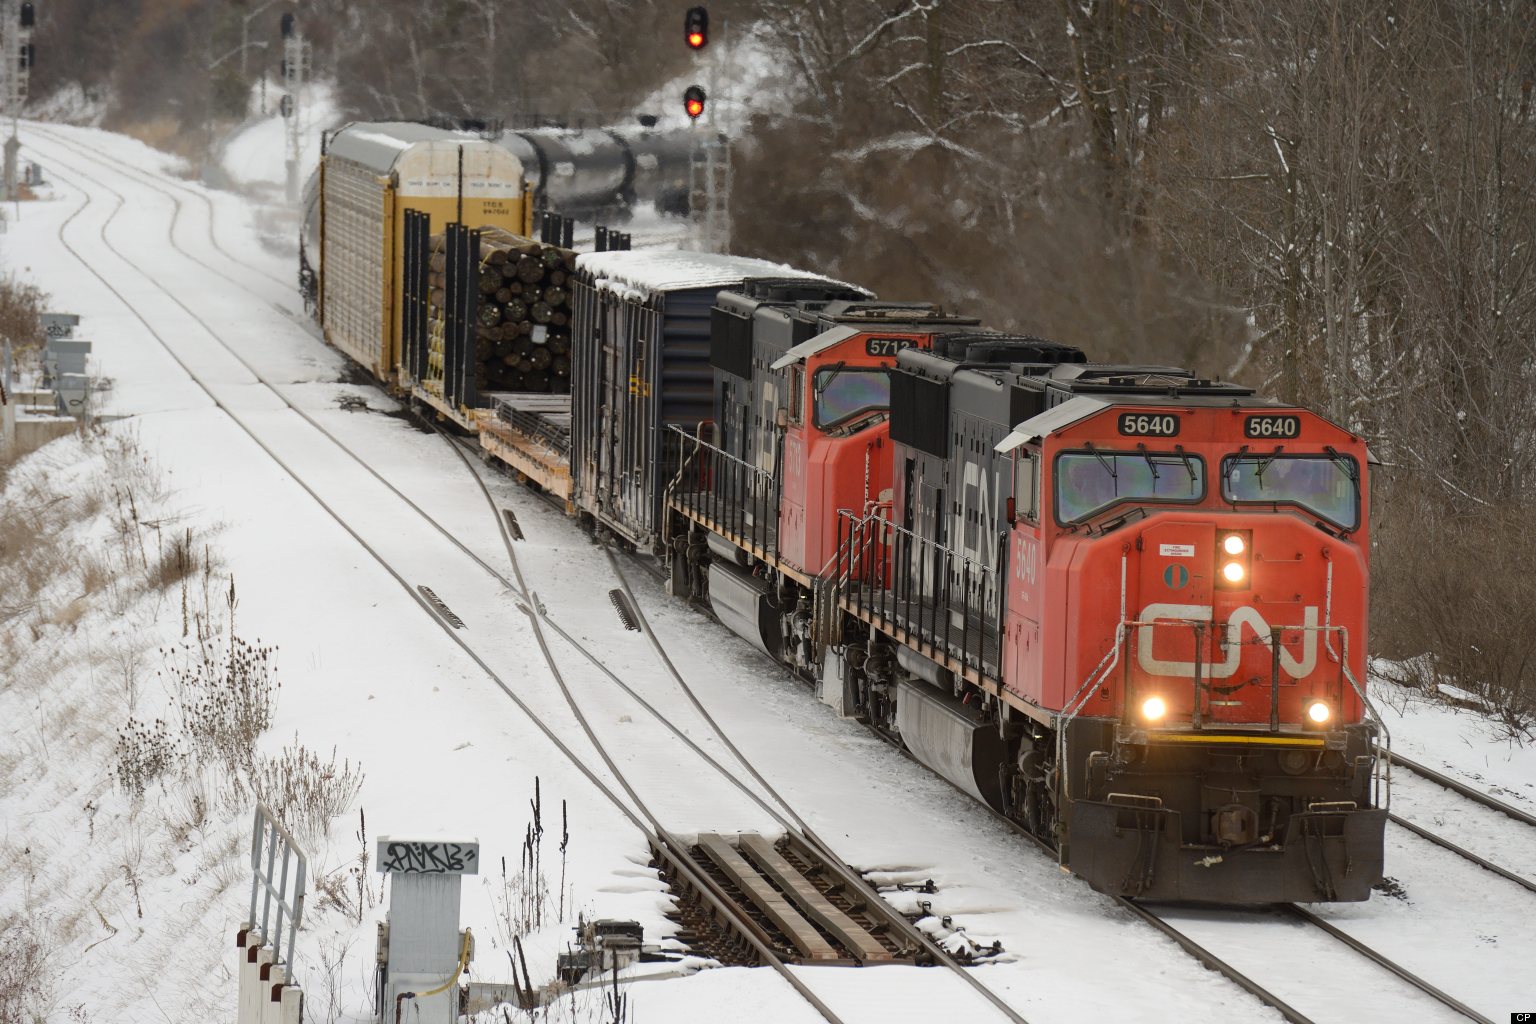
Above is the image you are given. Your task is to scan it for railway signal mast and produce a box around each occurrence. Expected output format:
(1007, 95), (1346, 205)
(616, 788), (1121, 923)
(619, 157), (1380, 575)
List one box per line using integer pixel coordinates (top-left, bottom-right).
(1, 1), (35, 202)
(682, 5), (731, 253)
(279, 11), (308, 204)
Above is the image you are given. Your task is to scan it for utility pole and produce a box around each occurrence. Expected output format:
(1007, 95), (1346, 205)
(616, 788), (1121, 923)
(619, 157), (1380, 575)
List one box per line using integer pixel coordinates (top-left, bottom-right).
(2, 1), (35, 203)
(280, 11), (307, 204)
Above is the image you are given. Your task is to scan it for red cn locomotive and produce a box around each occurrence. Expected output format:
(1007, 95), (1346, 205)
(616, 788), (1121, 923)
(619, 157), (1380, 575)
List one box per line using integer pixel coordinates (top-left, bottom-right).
(668, 307), (1387, 904)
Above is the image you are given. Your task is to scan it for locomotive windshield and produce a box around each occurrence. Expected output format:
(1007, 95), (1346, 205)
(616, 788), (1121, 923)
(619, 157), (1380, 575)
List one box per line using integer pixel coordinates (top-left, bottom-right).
(1222, 453), (1360, 530)
(1055, 449), (1205, 523)
(814, 366), (889, 429)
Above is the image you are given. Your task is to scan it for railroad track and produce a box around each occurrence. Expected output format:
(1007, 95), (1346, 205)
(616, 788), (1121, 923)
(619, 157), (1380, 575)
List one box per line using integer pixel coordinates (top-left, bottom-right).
(25, 126), (306, 318)
(1362, 745), (1536, 895)
(36, 144), (867, 1022)
(1382, 745), (1536, 826)
(34, 138), (1028, 1023)
(858, 715), (1510, 1024)
(1283, 905), (1494, 1024)
(441, 432), (1032, 1021)
(39, 127), (1520, 1022)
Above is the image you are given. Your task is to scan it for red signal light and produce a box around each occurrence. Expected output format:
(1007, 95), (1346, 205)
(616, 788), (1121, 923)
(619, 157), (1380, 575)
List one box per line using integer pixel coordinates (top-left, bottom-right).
(684, 85), (707, 121)
(685, 6), (709, 49)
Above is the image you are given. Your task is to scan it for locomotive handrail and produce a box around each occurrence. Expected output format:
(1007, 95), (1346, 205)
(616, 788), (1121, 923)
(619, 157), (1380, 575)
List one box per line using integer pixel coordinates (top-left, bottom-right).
(1055, 553), (1129, 813)
(1324, 557), (1391, 808)
(829, 507), (1004, 681)
(1122, 614), (1353, 738)
(1338, 632), (1391, 810)
(660, 423), (707, 514)
(665, 425), (783, 563)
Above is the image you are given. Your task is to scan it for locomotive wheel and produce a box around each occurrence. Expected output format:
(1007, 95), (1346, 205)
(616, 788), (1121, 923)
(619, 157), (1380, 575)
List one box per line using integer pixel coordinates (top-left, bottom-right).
(1018, 747), (1058, 844)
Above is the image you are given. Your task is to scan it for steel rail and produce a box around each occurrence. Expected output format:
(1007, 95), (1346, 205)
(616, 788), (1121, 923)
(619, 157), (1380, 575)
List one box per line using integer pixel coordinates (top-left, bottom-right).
(26, 148), (523, 587)
(431, 429), (865, 1024)
(1388, 814), (1536, 895)
(441, 432), (1029, 1022)
(27, 123), (293, 291)
(1113, 899), (1315, 1024)
(603, 553), (1034, 1024)
(1381, 747), (1536, 829)
(40, 157), (851, 1024)
(1285, 905), (1494, 1024)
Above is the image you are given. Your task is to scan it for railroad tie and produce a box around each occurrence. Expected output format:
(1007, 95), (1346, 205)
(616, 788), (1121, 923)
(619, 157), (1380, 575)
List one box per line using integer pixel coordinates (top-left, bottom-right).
(738, 833), (894, 963)
(696, 834), (838, 962)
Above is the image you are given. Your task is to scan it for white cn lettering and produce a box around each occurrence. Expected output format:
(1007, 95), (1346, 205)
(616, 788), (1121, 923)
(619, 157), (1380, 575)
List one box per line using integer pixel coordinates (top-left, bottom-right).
(1135, 603), (1319, 679)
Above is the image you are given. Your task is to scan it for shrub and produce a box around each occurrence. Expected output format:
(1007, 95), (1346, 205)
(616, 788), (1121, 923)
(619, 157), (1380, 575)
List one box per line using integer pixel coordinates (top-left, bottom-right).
(113, 717), (183, 798)
(249, 741), (364, 852)
(0, 914), (57, 1024)
(167, 621), (278, 773)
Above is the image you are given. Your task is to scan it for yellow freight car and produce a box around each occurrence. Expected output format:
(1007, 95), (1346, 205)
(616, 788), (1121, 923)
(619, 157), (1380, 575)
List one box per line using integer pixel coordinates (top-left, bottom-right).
(317, 122), (532, 382)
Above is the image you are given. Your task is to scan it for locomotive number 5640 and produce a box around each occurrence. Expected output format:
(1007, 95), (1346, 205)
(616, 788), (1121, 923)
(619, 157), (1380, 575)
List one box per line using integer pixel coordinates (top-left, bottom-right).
(1117, 413), (1180, 437)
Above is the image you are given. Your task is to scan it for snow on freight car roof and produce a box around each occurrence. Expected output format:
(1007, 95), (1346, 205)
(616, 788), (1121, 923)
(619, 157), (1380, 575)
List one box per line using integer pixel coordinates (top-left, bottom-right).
(328, 121), (480, 174)
(577, 250), (859, 301)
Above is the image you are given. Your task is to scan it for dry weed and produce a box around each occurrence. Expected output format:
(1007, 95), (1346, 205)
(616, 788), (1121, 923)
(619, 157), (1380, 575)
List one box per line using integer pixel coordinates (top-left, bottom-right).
(249, 741), (364, 851)
(164, 590), (279, 774)
(0, 913), (59, 1024)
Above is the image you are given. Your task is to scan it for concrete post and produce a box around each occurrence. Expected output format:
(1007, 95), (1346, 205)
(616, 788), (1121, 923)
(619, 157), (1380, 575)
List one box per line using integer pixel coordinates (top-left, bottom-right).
(237, 929), (268, 1024)
(278, 985), (303, 1024)
(260, 963), (287, 1024)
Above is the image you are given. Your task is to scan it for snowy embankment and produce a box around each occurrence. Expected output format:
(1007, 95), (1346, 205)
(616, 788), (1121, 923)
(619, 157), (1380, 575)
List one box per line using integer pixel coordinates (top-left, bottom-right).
(1, 119), (1532, 1024)
(0, 429), (345, 1019)
(219, 81), (338, 196)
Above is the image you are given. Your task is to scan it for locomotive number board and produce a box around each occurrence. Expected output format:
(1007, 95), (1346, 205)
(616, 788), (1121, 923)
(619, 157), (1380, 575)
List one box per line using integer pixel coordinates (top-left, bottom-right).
(865, 337), (916, 357)
(1117, 412), (1181, 437)
(1244, 414), (1302, 439)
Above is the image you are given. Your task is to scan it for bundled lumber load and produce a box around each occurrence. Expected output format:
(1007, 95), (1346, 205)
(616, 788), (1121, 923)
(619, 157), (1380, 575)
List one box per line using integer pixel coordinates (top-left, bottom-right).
(428, 227), (576, 394)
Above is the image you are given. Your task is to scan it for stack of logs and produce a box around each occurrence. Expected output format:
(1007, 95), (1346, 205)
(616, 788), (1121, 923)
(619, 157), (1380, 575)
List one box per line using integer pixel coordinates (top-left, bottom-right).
(429, 226), (576, 394)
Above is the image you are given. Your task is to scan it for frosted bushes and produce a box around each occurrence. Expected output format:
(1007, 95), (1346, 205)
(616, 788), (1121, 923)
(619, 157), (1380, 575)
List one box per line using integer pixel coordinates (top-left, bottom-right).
(0, 913), (59, 1024)
(113, 716), (182, 799)
(248, 742), (365, 852)
(1376, 501), (1536, 745)
(165, 629), (279, 773)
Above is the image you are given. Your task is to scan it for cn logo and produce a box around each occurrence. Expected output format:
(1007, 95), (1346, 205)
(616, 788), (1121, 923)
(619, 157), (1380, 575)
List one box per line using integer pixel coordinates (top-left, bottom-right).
(1136, 603), (1319, 679)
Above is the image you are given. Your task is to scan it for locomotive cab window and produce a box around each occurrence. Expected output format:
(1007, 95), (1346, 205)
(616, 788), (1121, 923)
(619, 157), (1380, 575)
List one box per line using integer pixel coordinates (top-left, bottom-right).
(1221, 453), (1360, 531)
(1054, 448), (1206, 524)
(813, 365), (889, 430)
(789, 365), (804, 425)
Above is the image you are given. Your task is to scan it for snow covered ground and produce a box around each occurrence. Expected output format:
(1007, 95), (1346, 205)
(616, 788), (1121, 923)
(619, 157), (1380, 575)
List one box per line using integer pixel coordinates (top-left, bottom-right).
(219, 80), (339, 197)
(1, 121), (1533, 1023)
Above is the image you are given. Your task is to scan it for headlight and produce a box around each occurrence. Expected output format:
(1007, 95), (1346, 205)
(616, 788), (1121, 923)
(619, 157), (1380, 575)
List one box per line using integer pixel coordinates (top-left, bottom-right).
(1221, 561), (1246, 584)
(1221, 534), (1246, 556)
(1142, 695), (1168, 721)
(1306, 700), (1331, 724)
